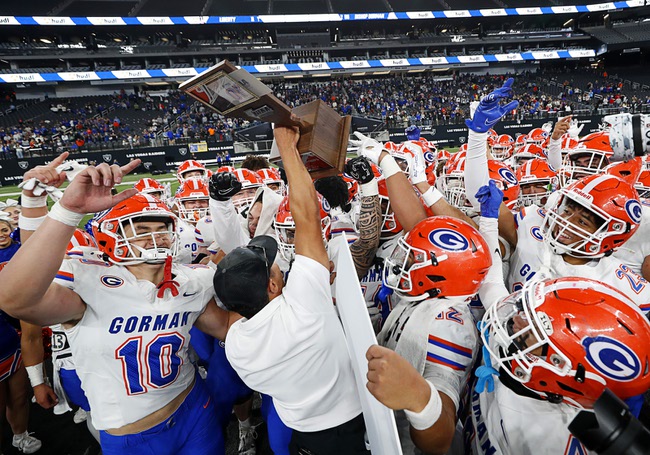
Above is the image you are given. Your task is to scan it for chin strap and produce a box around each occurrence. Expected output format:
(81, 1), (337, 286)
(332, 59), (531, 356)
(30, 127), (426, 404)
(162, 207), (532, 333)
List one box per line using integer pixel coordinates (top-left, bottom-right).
(157, 255), (179, 298)
(475, 320), (500, 394)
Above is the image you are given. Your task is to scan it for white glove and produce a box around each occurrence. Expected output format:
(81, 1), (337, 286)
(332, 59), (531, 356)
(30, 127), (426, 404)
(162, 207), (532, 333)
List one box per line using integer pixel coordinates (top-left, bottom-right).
(19, 178), (64, 201)
(567, 120), (584, 139)
(56, 160), (87, 182)
(349, 131), (384, 165)
(404, 143), (427, 185)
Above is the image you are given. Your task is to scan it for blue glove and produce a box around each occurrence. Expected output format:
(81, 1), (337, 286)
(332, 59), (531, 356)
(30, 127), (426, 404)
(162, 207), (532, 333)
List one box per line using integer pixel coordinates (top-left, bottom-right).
(405, 125), (421, 141)
(475, 180), (503, 219)
(465, 78), (520, 133)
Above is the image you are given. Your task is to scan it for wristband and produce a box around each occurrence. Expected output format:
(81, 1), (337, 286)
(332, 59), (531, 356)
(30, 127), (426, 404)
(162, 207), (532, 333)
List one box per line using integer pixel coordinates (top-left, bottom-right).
(18, 214), (47, 231)
(360, 179), (379, 197)
(20, 194), (47, 208)
(404, 380), (443, 431)
(26, 363), (46, 388)
(379, 155), (402, 179)
(48, 201), (85, 227)
(421, 186), (444, 207)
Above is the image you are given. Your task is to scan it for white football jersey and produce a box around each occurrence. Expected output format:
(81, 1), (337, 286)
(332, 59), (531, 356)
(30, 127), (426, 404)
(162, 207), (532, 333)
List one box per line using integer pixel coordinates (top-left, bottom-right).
(176, 219), (199, 264)
(330, 207), (358, 243)
(194, 215), (215, 248)
(379, 298), (478, 454)
(468, 379), (589, 455)
(54, 259), (215, 430)
(507, 205), (650, 314)
(612, 202), (650, 276)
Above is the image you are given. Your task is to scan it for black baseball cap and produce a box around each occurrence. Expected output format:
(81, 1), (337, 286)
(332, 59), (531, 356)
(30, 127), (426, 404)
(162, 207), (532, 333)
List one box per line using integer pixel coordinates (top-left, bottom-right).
(213, 235), (278, 319)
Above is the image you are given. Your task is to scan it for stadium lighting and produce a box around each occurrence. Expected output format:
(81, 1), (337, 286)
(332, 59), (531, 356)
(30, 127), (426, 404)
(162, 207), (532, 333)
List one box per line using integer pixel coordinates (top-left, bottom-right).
(563, 19), (574, 27)
(40, 38), (52, 44)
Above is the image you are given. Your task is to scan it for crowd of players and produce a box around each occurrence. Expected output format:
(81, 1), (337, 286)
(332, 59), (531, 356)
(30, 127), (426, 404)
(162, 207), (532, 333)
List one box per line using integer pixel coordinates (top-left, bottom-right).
(0, 76), (650, 455)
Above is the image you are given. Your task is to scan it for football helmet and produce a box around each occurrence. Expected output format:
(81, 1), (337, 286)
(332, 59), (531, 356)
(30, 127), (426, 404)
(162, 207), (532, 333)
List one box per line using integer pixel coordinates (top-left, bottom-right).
(173, 179), (210, 224)
(636, 169), (650, 199)
(66, 228), (98, 259)
(176, 160), (209, 183)
(383, 216), (491, 300)
(92, 194), (178, 265)
(341, 173), (360, 203)
(216, 165), (236, 174)
(512, 144), (547, 169)
(256, 167), (285, 195)
(384, 141), (399, 153)
(274, 193), (332, 261)
(458, 143), (468, 153)
(560, 132), (614, 187)
(603, 157), (643, 187)
(560, 133), (579, 156)
(377, 177), (404, 239)
(491, 134), (514, 161)
(542, 174), (642, 258)
(232, 169), (263, 213)
(482, 277), (650, 408)
(526, 128), (550, 147)
(134, 178), (170, 203)
(514, 134), (527, 154)
(516, 158), (559, 207)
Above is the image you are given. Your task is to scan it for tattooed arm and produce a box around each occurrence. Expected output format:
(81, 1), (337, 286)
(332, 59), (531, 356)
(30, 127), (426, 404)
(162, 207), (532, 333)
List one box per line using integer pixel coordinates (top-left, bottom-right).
(350, 194), (382, 278)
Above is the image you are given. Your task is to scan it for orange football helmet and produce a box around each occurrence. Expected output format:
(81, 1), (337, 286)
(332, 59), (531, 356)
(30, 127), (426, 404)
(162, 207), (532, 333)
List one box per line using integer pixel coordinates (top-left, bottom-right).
(482, 277), (650, 408)
(92, 194), (178, 264)
(636, 169), (650, 199)
(134, 178), (170, 203)
(560, 131), (614, 186)
(256, 167), (285, 195)
(542, 174), (642, 258)
(232, 169), (263, 213)
(377, 177), (404, 239)
(516, 158), (559, 207)
(383, 216), (492, 300)
(176, 160), (208, 183)
(512, 144), (547, 169)
(173, 179), (210, 224)
(492, 134), (514, 161)
(526, 127), (550, 147)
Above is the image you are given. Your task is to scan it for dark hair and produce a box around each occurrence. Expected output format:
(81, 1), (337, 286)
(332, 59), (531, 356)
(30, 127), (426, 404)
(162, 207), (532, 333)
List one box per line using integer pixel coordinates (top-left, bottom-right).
(314, 176), (350, 212)
(241, 155), (271, 172)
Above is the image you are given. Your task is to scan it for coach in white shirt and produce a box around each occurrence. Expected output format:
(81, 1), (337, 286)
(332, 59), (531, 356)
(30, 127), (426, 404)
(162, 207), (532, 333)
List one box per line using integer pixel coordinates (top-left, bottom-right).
(213, 124), (368, 454)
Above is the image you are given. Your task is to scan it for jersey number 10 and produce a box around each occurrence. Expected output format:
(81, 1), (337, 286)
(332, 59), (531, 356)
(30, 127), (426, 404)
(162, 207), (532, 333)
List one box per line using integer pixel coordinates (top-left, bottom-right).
(116, 333), (185, 395)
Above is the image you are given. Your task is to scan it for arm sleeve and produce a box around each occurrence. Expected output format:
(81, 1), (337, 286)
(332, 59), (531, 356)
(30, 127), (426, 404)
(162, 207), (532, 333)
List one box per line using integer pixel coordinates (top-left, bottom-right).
(209, 198), (250, 254)
(479, 217), (510, 311)
(547, 137), (562, 170)
(464, 130), (490, 210)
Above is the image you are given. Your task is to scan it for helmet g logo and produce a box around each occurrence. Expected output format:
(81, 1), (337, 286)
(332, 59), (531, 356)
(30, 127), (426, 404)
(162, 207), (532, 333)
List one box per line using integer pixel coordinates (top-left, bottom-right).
(424, 151), (435, 163)
(625, 199), (642, 224)
(498, 167), (518, 186)
(428, 228), (469, 252)
(583, 336), (641, 382)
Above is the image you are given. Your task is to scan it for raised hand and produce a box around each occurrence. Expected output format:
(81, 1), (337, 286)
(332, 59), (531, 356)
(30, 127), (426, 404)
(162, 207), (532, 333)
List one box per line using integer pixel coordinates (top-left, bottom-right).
(345, 156), (374, 184)
(404, 143), (427, 185)
(465, 78), (519, 133)
(475, 180), (504, 219)
(552, 116), (572, 140)
(209, 172), (242, 201)
(348, 131), (384, 165)
(19, 152), (70, 198)
(59, 160), (141, 215)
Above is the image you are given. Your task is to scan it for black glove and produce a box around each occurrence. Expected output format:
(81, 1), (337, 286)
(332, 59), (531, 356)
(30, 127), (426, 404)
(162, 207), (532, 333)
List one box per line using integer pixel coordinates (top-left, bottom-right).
(345, 157), (374, 184)
(209, 172), (242, 201)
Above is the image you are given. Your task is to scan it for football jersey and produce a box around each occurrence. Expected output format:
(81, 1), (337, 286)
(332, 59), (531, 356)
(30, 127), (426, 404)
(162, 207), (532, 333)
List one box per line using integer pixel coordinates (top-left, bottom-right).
(176, 219), (199, 264)
(54, 259), (215, 430)
(507, 205), (650, 313)
(468, 379), (589, 455)
(330, 207), (358, 243)
(612, 202), (650, 276)
(379, 298), (478, 454)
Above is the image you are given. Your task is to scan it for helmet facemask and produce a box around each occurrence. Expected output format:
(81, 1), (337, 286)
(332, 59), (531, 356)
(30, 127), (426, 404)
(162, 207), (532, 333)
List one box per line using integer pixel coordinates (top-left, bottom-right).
(106, 215), (178, 265)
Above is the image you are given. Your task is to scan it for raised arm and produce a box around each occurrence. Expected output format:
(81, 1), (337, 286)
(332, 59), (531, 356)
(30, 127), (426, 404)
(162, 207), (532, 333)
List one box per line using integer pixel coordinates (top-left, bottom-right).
(275, 125), (329, 269)
(0, 160), (140, 326)
(350, 132), (427, 232)
(547, 116), (571, 171)
(345, 157), (382, 278)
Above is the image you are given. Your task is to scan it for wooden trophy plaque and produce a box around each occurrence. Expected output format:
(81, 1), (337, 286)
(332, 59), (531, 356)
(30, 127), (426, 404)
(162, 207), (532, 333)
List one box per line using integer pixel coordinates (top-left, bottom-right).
(180, 60), (350, 178)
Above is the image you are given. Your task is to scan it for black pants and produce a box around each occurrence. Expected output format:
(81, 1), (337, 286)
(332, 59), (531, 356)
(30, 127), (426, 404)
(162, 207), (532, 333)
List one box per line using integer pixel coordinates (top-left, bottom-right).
(289, 413), (370, 455)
